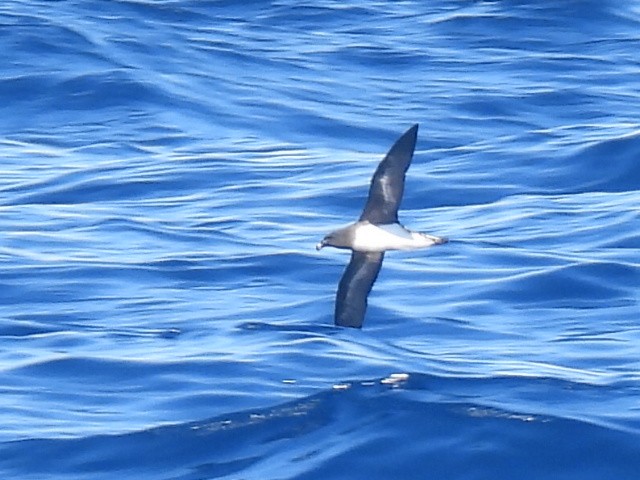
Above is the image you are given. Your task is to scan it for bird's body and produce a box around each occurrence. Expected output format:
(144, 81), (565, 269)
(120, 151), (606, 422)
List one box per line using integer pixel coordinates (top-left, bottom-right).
(351, 222), (443, 252)
(317, 124), (447, 328)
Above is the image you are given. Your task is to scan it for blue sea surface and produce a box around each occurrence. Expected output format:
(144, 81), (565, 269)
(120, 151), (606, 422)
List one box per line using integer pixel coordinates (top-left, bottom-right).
(1, 1), (640, 478)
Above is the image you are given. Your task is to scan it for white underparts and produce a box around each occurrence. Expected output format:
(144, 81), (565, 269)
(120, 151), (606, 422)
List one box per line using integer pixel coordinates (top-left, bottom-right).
(351, 223), (444, 252)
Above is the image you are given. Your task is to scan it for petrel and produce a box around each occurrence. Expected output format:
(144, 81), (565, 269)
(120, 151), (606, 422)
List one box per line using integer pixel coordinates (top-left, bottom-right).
(316, 124), (447, 328)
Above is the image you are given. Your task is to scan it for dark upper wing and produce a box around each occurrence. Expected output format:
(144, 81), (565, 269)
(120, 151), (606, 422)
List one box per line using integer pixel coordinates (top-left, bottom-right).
(359, 124), (418, 224)
(335, 251), (384, 328)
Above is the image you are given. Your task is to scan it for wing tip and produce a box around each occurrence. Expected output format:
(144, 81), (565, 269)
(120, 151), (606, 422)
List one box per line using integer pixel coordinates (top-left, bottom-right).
(402, 123), (419, 146)
(334, 290), (365, 329)
(385, 123), (419, 160)
(334, 313), (364, 329)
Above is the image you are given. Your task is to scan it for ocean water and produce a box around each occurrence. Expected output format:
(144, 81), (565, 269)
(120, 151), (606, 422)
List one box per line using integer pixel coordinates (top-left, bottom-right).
(1, 0), (640, 478)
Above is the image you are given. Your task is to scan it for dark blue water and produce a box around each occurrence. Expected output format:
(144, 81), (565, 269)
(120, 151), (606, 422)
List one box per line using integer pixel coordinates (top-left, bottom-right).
(1, 1), (640, 478)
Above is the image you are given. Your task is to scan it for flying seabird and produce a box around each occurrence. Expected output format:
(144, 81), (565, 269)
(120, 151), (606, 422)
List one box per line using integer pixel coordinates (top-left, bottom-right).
(316, 124), (447, 328)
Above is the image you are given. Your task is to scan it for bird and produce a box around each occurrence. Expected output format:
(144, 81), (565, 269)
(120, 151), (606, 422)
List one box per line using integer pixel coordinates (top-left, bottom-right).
(316, 124), (447, 328)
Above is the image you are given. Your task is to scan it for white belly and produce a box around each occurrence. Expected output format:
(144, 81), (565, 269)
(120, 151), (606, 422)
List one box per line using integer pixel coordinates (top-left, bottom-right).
(351, 223), (441, 252)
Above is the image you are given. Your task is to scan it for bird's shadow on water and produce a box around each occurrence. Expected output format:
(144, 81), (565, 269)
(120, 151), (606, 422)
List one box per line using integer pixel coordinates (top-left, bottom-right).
(236, 308), (397, 336)
(237, 320), (339, 336)
(236, 303), (444, 337)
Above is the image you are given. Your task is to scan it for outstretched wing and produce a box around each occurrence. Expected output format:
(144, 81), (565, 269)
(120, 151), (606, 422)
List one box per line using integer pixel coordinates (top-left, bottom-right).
(359, 124), (418, 225)
(335, 251), (385, 328)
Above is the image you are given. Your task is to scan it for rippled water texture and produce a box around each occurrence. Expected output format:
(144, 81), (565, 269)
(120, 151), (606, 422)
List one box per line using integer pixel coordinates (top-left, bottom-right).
(1, 1), (639, 479)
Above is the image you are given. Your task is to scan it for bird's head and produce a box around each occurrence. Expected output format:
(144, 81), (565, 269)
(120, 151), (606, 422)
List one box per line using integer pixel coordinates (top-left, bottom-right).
(315, 237), (327, 250)
(316, 227), (352, 251)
